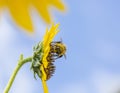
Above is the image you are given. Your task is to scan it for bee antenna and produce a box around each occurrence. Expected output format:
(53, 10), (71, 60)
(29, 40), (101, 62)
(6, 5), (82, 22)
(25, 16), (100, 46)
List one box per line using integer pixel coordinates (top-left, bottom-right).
(60, 38), (63, 43)
(64, 54), (66, 59)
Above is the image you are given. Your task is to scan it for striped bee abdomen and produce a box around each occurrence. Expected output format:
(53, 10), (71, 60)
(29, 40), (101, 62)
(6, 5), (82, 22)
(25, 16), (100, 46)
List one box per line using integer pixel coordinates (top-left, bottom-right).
(45, 41), (66, 80)
(45, 62), (56, 80)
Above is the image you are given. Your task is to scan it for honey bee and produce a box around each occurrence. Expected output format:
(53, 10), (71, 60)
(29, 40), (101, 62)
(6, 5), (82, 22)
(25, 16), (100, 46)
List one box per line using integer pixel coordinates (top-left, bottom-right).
(32, 40), (66, 80)
(44, 62), (56, 80)
(45, 40), (66, 80)
(50, 41), (66, 59)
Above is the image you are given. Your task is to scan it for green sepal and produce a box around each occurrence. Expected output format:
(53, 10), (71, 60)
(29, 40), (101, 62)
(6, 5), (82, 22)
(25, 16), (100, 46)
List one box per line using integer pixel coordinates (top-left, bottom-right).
(31, 42), (44, 79)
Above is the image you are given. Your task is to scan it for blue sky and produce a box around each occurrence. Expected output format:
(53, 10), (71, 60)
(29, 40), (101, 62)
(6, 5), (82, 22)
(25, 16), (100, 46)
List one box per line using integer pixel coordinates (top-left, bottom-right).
(0, 0), (120, 93)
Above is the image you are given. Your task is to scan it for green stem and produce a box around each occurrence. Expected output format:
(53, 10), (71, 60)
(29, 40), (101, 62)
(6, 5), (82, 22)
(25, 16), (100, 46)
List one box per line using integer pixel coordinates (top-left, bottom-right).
(4, 55), (32, 93)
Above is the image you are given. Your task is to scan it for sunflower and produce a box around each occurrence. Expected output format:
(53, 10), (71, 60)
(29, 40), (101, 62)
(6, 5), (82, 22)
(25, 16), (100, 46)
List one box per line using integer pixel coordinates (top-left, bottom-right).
(40, 24), (59, 93)
(32, 24), (59, 93)
(0, 0), (66, 33)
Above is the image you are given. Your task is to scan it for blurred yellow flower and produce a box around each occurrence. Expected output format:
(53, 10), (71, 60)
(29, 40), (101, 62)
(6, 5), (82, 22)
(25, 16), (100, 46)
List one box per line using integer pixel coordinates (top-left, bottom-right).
(0, 0), (66, 33)
(40, 24), (59, 93)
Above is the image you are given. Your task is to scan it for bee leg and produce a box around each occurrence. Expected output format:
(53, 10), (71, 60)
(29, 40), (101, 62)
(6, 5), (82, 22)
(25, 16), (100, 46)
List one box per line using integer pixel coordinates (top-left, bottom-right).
(54, 55), (63, 60)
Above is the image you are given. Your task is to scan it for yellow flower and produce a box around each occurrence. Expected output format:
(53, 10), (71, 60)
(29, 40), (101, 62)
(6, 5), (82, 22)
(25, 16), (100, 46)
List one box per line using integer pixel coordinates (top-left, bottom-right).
(32, 24), (66, 93)
(0, 0), (66, 33)
(40, 24), (59, 93)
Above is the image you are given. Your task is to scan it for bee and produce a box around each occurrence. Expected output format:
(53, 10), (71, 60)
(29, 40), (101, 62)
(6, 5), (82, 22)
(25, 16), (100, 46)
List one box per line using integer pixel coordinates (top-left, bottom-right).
(44, 62), (56, 80)
(32, 40), (66, 80)
(50, 41), (66, 59)
(44, 40), (66, 80)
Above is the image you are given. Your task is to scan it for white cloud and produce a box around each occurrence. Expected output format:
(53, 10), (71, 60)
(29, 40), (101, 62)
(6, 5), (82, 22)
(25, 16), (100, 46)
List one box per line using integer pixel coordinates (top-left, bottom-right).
(0, 16), (15, 49)
(0, 14), (16, 76)
(55, 83), (87, 93)
(9, 73), (33, 93)
(92, 69), (120, 93)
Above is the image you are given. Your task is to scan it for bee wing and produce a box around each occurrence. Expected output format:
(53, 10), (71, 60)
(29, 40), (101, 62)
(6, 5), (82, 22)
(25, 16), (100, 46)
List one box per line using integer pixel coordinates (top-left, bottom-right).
(60, 38), (63, 43)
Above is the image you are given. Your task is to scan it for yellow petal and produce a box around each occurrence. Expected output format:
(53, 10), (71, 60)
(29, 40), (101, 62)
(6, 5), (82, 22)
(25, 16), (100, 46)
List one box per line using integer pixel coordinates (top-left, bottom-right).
(41, 79), (48, 93)
(0, 0), (66, 34)
(8, 0), (33, 33)
(43, 24), (59, 47)
(40, 65), (48, 93)
(48, 0), (66, 11)
(42, 24), (59, 68)
(0, 0), (6, 8)
(32, 0), (52, 24)
(41, 65), (47, 81)
(40, 24), (60, 93)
